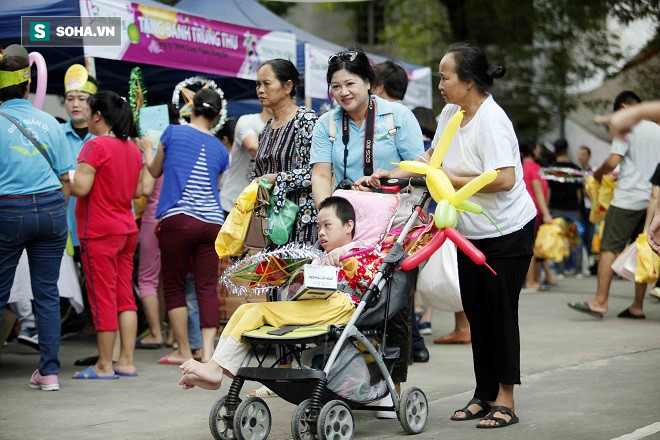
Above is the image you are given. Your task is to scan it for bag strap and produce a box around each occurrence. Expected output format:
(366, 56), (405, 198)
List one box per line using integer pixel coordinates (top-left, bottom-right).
(385, 113), (397, 138)
(0, 110), (58, 177)
(328, 107), (341, 142)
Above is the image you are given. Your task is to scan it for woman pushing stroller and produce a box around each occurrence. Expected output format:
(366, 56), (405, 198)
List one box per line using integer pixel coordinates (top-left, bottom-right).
(177, 196), (381, 391)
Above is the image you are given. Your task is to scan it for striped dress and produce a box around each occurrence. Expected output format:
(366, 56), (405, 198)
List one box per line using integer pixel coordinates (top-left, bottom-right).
(254, 107), (318, 244)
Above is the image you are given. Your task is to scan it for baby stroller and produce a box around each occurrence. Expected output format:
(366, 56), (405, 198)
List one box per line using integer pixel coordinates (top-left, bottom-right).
(209, 178), (431, 440)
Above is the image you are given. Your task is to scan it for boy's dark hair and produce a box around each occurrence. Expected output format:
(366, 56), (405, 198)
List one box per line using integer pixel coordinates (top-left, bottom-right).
(216, 116), (238, 145)
(553, 138), (569, 156)
(412, 107), (437, 139)
(318, 196), (356, 238)
(613, 90), (641, 112)
(519, 139), (536, 158)
(374, 61), (408, 101)
(0, 56), (29, 102)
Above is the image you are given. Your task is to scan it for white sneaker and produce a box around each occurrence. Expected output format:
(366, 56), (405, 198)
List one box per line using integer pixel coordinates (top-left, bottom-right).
(376, 394), (396, 419)
(650, 287), (660, 300)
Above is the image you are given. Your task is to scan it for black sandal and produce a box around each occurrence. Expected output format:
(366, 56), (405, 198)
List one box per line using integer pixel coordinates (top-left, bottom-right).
(450, 398), (491, 421)
(476, 405), (519, 429)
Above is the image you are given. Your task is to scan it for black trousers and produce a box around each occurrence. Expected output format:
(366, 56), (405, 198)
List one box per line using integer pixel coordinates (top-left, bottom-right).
(457, 220), (534, 402)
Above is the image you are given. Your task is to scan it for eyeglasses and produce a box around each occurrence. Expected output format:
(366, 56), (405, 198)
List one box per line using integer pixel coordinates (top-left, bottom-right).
(328, 51), (359, 64)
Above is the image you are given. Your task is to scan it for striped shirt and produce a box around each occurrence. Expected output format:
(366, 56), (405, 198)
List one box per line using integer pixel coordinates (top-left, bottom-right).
(163, 146), (225, 224)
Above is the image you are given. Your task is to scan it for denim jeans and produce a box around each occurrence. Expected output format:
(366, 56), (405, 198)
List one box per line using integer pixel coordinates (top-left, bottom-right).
(185, 274), (202, 350)
(0, 190), (67, 375)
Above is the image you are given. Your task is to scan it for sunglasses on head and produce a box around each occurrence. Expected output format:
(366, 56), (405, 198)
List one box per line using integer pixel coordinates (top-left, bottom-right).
(328, 51), (359, 64)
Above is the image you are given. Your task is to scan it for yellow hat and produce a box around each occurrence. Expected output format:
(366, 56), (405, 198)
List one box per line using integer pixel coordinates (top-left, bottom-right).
(64, 64), (97, 95)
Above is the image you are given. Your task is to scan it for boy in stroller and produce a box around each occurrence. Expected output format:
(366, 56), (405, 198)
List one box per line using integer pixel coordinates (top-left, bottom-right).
(178, 196), (382, 391)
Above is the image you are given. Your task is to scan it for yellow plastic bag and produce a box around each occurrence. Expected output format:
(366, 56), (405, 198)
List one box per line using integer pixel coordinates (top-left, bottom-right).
(586, 176), (616, 223)
(598, 175), (616, 211)
(635, 233), (660, 284)
(215, 180), (259, 258)
(534, 220), (570, 262)
(591, 221), (603, 255)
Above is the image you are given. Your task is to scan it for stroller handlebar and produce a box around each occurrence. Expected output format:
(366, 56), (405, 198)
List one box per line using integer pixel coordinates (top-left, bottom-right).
(378, 177), (427, 193)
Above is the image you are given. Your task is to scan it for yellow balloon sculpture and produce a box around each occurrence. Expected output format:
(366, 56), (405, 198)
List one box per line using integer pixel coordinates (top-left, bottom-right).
(392, 111), (499, 208)
(397, 110), (502, 274)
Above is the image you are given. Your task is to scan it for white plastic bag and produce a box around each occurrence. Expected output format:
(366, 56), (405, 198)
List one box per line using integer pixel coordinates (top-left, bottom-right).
(416, 242), (462, 313)
(611, 242), (637, 282)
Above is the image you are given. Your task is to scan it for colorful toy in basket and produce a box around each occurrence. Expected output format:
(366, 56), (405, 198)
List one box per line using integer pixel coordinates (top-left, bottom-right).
(396, 110), (500, 274)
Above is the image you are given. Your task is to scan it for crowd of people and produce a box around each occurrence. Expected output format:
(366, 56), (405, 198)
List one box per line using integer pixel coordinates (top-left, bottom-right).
(1, 39), (659, 431)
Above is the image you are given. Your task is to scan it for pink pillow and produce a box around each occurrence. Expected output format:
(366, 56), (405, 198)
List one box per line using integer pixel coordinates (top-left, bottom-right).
(332, 189), (400, 246)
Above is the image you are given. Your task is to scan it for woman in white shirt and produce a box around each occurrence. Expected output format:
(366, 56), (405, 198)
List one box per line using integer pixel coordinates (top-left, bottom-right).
(357, 42), (536, 429)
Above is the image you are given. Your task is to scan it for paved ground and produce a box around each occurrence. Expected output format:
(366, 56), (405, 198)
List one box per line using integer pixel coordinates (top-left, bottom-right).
(1, 275), (660, 440)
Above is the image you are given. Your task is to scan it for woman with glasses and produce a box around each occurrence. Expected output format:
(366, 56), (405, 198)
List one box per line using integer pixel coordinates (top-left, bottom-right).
(252, 59), (318, 245)
(310, 47), (424, 418)
(311, 49), (424, 204)
(357, 42), (536, 429)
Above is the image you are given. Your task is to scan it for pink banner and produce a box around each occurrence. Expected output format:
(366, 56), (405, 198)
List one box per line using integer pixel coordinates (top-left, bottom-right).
(82, 0), (297, 80)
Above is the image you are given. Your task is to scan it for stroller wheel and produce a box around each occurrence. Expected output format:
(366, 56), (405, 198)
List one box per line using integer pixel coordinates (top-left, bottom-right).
(397, 387), (428, 434)
(209, 396), (238, 440)
(317, 400), (354, 440)
(233, 396), (272, 440)
(291, 399), (316, 440)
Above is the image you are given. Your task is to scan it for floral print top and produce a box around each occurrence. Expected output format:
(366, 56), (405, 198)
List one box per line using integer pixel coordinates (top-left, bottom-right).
(253, 107), (318, 244)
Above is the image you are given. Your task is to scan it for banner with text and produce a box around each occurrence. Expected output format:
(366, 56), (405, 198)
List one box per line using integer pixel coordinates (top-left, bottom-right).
(81, 0), (296, 80)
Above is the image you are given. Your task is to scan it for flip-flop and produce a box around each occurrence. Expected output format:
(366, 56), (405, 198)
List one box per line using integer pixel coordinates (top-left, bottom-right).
(113, 368), (138, 377)
(74, 355), (99, 366)
(476, 405), (519, 429)
(135, 337), (162, 349)
(72, 365), (120, 380)
(567, 301), (604, 318)
(450, 398), (491, 421)
(158, 353), (189, 365)
(617, 308), (645, 319)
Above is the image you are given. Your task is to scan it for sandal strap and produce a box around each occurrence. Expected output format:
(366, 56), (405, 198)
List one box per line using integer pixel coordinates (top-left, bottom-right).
(454, 398), (489, 419)
(490, 405), (516, 418)
(468, 398), (491, 411)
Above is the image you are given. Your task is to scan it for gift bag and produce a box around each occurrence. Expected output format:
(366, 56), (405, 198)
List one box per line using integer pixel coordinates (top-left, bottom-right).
(215, 180), (259, 258)
(534, 221), (570, 262)
(635, 233), (660, 284)
(611, 242), (637, 282)
(416, 242), (462, 313)
(268, 197), (299, 245)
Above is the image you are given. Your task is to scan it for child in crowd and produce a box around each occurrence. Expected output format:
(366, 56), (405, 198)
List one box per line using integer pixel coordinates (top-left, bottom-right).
(177, 196), (382, 390)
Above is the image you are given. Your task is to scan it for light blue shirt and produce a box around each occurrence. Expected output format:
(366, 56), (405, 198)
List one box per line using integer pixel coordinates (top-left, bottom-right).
(310, 95), (424, 185)
(62, 120), (94, 246)
(0, 99), (74, 196)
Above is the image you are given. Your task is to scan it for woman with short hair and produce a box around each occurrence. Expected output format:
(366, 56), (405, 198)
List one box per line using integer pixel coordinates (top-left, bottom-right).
(252, 59), (318, 244)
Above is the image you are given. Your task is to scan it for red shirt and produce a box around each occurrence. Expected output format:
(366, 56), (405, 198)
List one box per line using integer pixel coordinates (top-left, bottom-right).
(75, 136), (142, 239)
(522, 160), (548, 215)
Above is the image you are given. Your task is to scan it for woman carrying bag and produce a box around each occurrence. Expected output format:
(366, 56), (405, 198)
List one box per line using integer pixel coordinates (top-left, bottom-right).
(251, 59), (318, 247)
